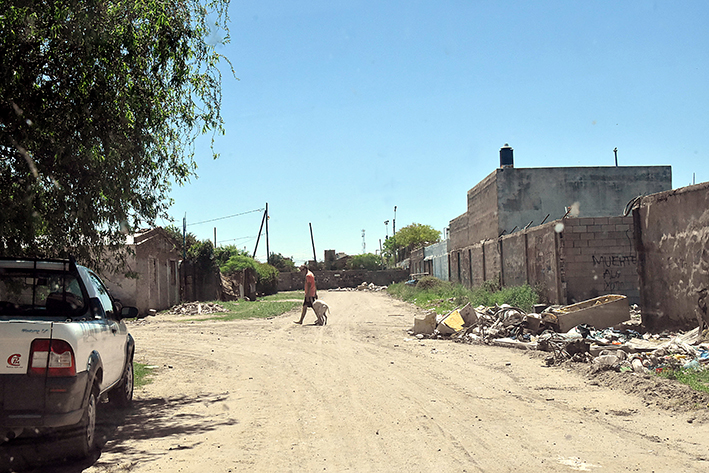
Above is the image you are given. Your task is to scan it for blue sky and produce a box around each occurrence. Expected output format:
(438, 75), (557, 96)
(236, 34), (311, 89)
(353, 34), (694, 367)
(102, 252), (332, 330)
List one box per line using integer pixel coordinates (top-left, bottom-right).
(163, 0), (709, 264)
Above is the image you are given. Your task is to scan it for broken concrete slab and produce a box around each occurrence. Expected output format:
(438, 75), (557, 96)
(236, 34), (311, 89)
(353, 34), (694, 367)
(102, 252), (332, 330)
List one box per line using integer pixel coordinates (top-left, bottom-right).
(458, 303), (478, 326)
(545, 294), (630, 332)
(412, 311), (437, 335)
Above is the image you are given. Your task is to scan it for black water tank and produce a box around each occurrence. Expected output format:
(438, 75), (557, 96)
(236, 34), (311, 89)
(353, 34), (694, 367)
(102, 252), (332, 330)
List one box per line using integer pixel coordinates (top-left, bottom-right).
(500, 144), (514, 168)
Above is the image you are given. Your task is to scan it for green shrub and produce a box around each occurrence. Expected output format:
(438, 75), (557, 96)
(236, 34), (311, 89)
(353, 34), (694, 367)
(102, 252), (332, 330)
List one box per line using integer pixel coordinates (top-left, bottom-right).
(214, 245), (248, 268)
(220, 255), (280, 295)
(416, 276), (448, 290)
(220, 254), (258, 274)
(256, 262), (279, 295)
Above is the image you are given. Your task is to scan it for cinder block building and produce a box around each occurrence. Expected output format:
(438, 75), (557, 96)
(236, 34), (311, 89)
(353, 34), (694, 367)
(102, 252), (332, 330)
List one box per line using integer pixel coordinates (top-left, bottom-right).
(434, 145), (673, 306)
(449, 145), (672, 249)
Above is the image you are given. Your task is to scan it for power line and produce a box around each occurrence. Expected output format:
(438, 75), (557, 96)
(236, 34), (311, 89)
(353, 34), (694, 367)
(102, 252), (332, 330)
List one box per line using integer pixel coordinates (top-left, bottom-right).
(188, 208), (264, 226)
(217, 235), (257, 244)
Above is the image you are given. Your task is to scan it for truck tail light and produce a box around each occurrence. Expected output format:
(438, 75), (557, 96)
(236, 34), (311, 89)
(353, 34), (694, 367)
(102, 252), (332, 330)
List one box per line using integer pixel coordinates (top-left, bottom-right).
(29, 339), (77, 377)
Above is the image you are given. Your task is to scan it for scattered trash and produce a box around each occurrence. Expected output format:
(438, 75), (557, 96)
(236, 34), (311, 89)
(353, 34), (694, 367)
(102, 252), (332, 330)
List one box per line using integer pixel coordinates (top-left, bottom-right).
(408, 296), (709, 372)
(167, 302), (229, 316)
(331, 282), (388, 292)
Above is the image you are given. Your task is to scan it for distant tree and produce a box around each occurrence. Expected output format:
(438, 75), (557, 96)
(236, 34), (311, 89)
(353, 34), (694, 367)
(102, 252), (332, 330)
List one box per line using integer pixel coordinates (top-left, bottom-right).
(268, 253), (296, 272)
(0, 0), (233, 268)
(382, 223), (441, 263)
(395, 223), (441, 248)
(187, 240), (216, 271)
(220, 254), (257, 275)
(214, 245), (248, 268)
(220, 253), (279, 295)
(164, 225), (199, 255)
(347, 253), (382, 270)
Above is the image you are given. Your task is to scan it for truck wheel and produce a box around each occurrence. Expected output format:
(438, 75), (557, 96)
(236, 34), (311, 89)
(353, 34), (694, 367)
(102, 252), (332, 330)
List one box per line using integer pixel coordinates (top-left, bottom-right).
(60, 385), (98, 459)
(109, 357), (134, 407)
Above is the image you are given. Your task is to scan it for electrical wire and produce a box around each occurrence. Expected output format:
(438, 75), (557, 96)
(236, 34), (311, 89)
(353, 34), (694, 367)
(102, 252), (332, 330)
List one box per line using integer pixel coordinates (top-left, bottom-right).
(188, 208), (265, 226)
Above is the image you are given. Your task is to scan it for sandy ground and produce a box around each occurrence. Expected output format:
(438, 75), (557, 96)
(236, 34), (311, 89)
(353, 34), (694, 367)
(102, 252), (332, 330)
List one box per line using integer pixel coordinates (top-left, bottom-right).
(4, 290), (709, 472)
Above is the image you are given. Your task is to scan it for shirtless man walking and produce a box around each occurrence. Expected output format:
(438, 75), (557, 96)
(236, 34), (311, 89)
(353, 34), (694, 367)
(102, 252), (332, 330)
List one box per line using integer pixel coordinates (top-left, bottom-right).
(295, 265), (319, 325)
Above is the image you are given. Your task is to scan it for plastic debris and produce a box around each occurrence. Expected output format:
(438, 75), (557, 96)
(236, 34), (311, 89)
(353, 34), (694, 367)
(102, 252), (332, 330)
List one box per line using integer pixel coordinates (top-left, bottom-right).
(407, 298), (709, 371)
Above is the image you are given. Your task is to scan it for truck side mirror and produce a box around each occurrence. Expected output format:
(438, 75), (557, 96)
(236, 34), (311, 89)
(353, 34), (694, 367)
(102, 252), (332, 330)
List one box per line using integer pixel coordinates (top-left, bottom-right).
(119, 306), (139, 320)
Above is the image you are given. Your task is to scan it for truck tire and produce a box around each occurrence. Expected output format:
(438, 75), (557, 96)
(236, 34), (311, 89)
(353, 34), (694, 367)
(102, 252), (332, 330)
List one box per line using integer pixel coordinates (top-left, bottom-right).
(109, 356), (134, 407)
(58, 384), (98, 459)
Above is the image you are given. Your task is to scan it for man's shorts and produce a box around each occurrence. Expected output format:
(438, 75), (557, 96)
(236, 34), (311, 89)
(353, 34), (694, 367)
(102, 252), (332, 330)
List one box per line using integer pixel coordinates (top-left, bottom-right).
(303, 295), (318, 308)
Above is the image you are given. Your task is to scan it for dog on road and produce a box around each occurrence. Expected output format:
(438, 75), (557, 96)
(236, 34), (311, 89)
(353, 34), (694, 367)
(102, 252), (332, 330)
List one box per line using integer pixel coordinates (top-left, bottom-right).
(312, 299), (330, 326)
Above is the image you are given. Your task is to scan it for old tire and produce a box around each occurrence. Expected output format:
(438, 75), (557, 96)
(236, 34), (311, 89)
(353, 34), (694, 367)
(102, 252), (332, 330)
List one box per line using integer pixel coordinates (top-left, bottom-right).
(109, 357), (134, 408)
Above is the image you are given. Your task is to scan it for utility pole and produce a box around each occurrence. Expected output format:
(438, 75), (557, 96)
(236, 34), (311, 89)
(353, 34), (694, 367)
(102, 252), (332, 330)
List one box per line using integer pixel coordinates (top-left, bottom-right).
(182, 214), (187, 260)
(614, 147), (618, 166)
(362, 229), (366, 254)
(379, 238), (383, 268)
(393, 206), (397, 235)
(309, 223), (317, 263)
(213, 227), (217, 248)
(384, 220), (389, 240)
(265, 203), (270, 264)
(253, 209), (267, 259)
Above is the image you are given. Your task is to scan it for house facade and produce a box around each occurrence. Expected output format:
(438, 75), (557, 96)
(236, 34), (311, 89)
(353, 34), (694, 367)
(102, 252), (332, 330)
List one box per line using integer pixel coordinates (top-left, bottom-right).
(102, 228), (181, 316)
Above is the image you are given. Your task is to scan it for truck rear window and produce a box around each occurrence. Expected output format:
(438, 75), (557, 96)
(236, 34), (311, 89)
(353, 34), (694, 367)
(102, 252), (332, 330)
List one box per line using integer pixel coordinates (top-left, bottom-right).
(0, 269), (86, 317)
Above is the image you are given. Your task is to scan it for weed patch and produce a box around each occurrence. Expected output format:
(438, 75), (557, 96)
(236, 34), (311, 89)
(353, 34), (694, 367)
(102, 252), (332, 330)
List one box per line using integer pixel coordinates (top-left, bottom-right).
(388, 279), (538, 314)
(134, 362), (154, 389)
(655, 367), (709, 394)
(201, 300), (302, 321)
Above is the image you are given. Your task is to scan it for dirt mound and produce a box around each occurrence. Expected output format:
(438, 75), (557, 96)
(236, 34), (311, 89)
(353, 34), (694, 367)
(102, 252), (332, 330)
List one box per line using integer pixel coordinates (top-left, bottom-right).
(572, 361), (709, 420)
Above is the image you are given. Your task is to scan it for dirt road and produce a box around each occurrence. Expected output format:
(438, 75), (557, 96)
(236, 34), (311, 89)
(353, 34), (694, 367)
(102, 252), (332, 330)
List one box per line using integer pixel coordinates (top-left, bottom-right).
(6, 291), (708, 472)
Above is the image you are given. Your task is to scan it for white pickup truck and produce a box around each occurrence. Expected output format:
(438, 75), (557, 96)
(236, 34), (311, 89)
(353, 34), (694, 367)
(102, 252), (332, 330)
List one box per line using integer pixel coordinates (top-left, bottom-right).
(0, 258), (137, 459)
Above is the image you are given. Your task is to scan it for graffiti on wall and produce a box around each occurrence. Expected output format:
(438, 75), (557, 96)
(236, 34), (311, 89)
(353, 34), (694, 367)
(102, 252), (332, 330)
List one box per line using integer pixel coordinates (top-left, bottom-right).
(592, 255), (637, 267)
(592, 254), (637, 292)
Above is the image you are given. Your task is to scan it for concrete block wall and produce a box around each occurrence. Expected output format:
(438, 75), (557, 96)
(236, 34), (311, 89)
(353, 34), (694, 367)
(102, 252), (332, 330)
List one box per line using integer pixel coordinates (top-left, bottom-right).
(448, 214), (469, 257)
(525, 223), (560, 304)
(558, 216), (639, 305)
(501, 234), (527, 287)
(443, 217), (640, 306)
(635, 182), (709, 329)
(496, 166), (671, 240)
(466, 172), (499, 244)
(470, 245), (485, 287)
(482, 239), (502, 287)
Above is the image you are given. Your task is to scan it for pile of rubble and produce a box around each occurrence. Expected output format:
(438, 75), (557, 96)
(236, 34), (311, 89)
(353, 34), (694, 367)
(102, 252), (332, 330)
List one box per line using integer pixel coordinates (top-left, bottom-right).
(330, 282), (388, 292)
(167, 302), (229, 316)
(409, 295), (709, 373)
